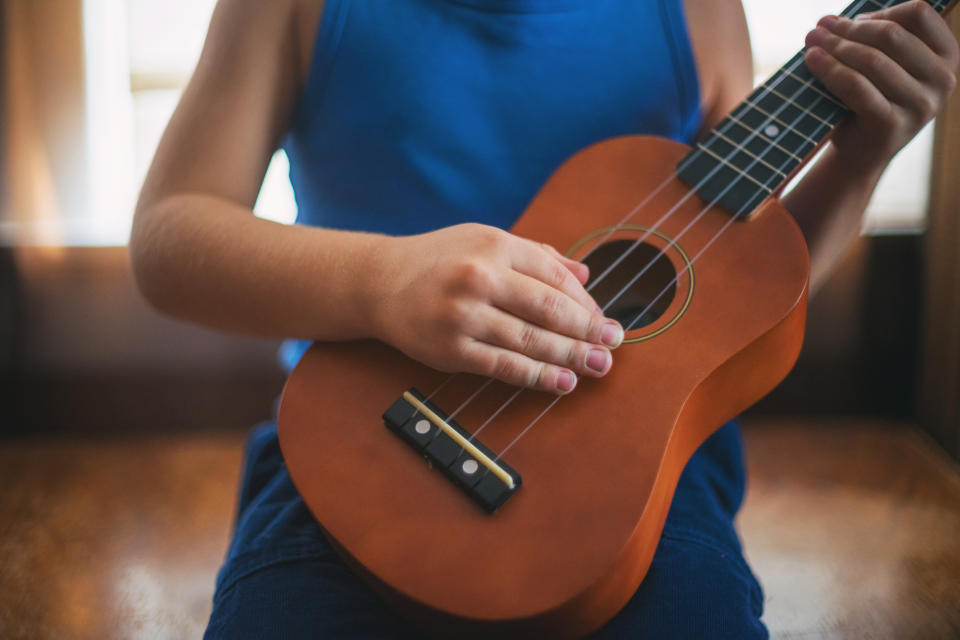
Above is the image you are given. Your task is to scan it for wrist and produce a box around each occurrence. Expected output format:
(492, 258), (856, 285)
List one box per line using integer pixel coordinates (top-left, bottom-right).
(821, 140), (888, 192)
(357, 233), (404, 342)
(296, 227), (398, 342)
(828, 129), (894, 184)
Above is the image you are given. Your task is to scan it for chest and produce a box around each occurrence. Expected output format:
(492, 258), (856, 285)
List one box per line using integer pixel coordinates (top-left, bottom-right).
(292, 0), (719, 109)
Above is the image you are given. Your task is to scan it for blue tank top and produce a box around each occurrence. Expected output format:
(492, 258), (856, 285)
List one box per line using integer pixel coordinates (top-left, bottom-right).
(280, 0), (702, 370)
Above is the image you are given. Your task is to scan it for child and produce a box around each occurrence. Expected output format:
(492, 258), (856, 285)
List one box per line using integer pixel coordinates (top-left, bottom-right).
(130, 0), (957, 637)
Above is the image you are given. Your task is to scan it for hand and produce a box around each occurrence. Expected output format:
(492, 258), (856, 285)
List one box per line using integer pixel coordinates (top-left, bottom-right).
(369, 223), (624, 395)
(804, 0), (959, 168)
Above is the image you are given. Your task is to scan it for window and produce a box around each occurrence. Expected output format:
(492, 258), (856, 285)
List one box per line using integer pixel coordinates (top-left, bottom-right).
(742, 0), (933, 232)
(31, 0), (935, 245)
(77, 0), (295, 247)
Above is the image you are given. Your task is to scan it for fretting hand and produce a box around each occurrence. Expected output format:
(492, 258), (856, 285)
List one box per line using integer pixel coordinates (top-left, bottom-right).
(804, 0), (959, 170)
(368, 223), (624, 395)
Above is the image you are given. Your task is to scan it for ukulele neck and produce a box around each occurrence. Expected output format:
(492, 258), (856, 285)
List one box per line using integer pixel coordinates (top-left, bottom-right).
(676, 0), (954, 219)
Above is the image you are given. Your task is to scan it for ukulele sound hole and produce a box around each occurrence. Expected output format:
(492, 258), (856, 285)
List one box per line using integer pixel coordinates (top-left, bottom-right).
(582, 239), (677, 331)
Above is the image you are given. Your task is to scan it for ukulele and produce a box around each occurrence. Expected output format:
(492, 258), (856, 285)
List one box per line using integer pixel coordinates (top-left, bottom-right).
(278, 0), (955, 636)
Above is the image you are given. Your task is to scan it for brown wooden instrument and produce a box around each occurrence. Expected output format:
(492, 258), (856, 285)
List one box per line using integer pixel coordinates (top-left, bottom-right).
(277, 0), (953, 636)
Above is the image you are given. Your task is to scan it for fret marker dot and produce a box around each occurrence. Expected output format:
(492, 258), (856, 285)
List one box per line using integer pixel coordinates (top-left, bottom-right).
(415, 419), (431, 435)
(764, 124), (780, 138)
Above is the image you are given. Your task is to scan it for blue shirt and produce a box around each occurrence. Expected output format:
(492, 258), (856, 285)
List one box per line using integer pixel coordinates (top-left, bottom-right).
(280, 0), (702, 370)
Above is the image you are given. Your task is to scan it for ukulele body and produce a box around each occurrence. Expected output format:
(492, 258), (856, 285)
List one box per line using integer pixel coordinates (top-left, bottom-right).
(278, 135), (809, 638)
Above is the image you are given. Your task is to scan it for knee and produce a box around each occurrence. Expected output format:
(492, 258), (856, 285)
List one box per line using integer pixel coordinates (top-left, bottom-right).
(593, 532), (767, 639)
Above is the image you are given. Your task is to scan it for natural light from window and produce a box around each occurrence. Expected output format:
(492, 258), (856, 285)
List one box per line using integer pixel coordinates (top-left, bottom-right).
(62, 0), (937, 246)
(741, 0), (934, 233)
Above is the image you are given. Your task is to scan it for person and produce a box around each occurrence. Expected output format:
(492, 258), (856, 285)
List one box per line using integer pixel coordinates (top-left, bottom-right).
(129, 0), (958, 637)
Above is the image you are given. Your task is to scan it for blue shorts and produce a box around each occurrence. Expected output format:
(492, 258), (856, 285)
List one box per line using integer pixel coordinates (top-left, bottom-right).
(204, 420), (766, 639)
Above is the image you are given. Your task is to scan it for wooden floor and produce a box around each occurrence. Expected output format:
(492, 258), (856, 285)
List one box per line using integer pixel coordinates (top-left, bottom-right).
(1, 417), (958, 639)
(739, 418), (960, 639)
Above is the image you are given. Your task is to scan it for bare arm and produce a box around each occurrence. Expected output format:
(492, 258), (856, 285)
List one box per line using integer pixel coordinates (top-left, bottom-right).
(687, 0), (958, 294)
(130, 0), (621, 394)
(786, 1), (959, 290)
(130, 0), (378, 340)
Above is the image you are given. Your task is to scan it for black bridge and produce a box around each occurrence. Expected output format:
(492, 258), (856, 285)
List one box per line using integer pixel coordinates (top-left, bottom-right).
(383, 388), (521, 513)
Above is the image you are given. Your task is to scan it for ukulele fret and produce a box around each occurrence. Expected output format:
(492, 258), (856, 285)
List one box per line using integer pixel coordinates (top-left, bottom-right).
(676, 0), (954, 219)
(383, 388), (522, 513)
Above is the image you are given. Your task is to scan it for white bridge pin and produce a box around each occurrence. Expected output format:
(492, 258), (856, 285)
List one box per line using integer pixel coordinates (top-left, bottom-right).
(415, 419), (431, 435)
(462, 459), (479, 475)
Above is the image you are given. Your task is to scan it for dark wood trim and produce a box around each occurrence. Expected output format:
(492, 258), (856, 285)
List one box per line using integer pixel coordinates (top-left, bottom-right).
(1, 246), (284, 435)
(919, 9), (960, 459)
(7, 374), (283, 437)
(1, 236), (926, 433)
(750, 234), (922, 417)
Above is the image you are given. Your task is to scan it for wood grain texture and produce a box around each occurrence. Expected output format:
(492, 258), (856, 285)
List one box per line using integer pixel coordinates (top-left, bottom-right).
(279, 136), (809, 637)
(740, 417), (960, 639)
(1, 294), (947, 640)
(0, 419), (958, 638)
(920, 8), (960, 460)
(0, 432), (245, 640)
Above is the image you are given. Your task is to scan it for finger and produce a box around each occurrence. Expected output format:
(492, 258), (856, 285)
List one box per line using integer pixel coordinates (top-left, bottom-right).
(470, 305), (612, 378)
(459, 339), (578, 394)
(509, 239), (602, 315)
(804, 45), (893, 123)
(540, 242), (590, 286)
(819, 15), (946, 85)
(492, 269), (624, 348)
(806, 24), (924, 108)
(857, 0), (959, 65)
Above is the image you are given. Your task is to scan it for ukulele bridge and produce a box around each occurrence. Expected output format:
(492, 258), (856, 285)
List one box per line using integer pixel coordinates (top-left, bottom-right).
(382, 388), (522, 513)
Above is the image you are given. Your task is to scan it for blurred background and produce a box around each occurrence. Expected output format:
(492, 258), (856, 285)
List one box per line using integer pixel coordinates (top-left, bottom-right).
(1, 1), (958, 638)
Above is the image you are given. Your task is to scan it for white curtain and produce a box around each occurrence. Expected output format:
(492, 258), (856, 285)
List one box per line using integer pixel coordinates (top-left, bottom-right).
(2, 0), (89, 245)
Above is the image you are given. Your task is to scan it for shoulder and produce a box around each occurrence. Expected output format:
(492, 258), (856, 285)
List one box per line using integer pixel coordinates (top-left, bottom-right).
(205, 0), (300, 52)
(293, 0), (327, 88)
(682, 0), (754, 132)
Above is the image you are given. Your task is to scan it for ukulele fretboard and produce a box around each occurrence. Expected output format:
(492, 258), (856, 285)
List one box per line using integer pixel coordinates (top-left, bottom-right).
(677, 0), (952, 218)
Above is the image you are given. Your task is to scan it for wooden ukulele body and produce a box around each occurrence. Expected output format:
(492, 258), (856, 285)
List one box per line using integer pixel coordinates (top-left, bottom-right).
(278, 136), (809, 638)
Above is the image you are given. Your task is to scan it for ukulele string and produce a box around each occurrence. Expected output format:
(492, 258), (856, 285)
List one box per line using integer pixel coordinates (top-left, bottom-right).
(613, 0), (949, 328)
(587, 0), (950, 313)
(426, 45), (823, 431)
(494, 18), (884, 462)
(429, 182), (672, 424)
(492, 87), (844, 462)
(423, 372), (457, 403)
(421, 0), (890, 444)
(426, 152), (686, 423)
(520, 0), (947, 308)
(557, 0), (951, 329)
(494, 215), (746, 460)
(457, 38), (847, 447)
(537, 0), (922, 301)
(433, 146), (681, 424)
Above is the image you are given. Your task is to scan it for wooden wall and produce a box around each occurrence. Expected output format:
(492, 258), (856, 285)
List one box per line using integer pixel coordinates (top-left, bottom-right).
(1, 246), (284, 435)
(0, 235), (924, 436)
(754, 234), (923, 417)
(918, 6), (960, 459)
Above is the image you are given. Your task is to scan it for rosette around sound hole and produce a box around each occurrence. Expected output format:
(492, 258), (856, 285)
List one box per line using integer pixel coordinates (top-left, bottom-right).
(582, 239), (677, 331)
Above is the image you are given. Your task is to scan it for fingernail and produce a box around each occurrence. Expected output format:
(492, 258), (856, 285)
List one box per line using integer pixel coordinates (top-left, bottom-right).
(806, 27), (826, 47)
(586, 349), (611, 375)
(819, 15), (839, 29)
(804, 47), (826, 65)
(557, 370), (577, 393)
(601, 322), (624, 348)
